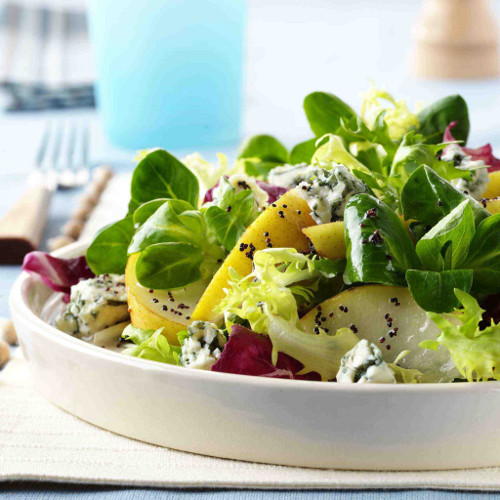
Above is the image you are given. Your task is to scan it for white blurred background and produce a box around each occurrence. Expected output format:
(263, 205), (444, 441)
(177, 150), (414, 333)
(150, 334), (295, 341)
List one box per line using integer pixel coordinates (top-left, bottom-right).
(0, 0), (499, 162)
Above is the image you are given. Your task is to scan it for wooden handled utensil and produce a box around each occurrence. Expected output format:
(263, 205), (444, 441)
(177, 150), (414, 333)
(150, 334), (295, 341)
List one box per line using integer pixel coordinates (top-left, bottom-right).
(0, 120), (90, 264)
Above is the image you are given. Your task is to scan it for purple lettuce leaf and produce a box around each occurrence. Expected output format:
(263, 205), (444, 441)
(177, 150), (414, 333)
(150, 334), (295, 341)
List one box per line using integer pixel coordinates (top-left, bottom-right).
(22, 251), (95, 295)
(211, 324), (320, 381)
(444, 122), (500, 173)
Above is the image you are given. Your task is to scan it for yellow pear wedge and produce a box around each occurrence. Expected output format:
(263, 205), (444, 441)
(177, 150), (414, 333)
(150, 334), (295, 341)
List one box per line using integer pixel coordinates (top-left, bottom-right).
(191, 189), (316, 322)
(483, 170), (500, 199)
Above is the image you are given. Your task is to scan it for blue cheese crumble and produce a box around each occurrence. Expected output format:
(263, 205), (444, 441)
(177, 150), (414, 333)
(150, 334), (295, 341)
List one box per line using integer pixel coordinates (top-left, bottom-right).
(337, 339), (396, 384)
(180, 321), (227, 370)
(267, 163), (316, 189)
(296, 164), (369, 224)
(442, 144), (490, 200)
(56, 274), (129, 339)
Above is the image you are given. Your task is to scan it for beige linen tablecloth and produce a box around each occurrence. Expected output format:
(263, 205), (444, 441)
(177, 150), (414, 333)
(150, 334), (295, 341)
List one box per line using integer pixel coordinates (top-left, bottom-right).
(1, 351), (500, 490)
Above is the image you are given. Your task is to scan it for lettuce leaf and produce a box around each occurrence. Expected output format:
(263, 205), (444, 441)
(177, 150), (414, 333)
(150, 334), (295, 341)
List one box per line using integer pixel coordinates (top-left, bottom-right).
(421, 289), (500, 381)
(122, 325), (181, 364)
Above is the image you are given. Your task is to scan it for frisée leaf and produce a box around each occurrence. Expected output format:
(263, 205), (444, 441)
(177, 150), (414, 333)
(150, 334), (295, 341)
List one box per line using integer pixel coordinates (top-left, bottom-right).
(421, 289), (500, 381)
(122, 325), (181, 365)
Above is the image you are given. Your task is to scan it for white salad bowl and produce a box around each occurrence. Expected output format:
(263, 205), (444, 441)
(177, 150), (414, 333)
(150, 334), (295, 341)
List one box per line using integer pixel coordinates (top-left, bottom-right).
(10, 241), (500, 471)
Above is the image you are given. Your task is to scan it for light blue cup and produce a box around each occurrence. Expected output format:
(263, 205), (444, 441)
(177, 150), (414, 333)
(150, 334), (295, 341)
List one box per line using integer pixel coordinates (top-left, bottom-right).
(87, 0), (246, 150)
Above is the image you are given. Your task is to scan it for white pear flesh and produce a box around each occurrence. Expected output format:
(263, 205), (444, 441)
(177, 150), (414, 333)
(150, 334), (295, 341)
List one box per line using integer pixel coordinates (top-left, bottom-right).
(300, 285), (460, 383)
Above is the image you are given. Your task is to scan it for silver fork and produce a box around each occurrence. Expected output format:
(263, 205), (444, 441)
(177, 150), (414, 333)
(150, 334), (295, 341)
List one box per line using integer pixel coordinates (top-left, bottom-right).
(0, 120), (90, 263)
(33, 120), (90, 189)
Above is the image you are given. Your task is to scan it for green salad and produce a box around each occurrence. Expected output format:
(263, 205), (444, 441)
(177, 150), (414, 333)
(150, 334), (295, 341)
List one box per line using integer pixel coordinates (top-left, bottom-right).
(25, 85), (500, 384)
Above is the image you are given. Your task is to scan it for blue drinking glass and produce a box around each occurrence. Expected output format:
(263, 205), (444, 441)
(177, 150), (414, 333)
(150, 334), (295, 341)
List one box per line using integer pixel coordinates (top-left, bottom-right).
(87, 0), (246, 151)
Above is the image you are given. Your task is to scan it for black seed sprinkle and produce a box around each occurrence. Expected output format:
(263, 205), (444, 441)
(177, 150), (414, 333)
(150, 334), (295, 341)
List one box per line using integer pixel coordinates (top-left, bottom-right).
(264, 232), (269, 237)
(350, 324), (358, 333)
(385, 344), (391, 350)
(152, 298), (159, 304)
(379, 337), (386, 343)
(226, 205), (232, 212)
(297, 210), (302, 214)
(282, 204), (287, 208)
(369, 230), (383, 245)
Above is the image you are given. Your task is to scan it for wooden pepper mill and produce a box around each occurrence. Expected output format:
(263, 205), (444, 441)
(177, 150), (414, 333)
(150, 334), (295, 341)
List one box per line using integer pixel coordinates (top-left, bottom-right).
(413, 0), (500, 79)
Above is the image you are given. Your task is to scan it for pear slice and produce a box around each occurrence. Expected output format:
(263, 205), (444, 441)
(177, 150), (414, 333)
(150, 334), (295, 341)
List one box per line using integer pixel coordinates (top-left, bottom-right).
(300, 285), (459, 382)
(125, 253), (207, 344)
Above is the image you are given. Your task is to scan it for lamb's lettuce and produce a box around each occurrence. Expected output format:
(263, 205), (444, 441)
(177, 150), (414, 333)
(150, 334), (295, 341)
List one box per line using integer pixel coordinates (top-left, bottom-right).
(130, 149), (199, 211)
(417, 95), (470, 144)
(134, 242), (206, 289)
(406, 269), (473, 313)
(86, 216), (135, 275)
(304, 91), (357, 137)
(128, 200), (201, 254)
(463, 213), (500, 296)
(133, 199), (172, 228)
(421, 289), (500, 381)
(289, 138), (317, 165)
(237, 135), (288, 178)
(415, 200), (475, 271)
(343, 194), (420, 287)
(204, 176), (257, 251)
(400, 165), (489, 226)
(122, 325), (181, 364)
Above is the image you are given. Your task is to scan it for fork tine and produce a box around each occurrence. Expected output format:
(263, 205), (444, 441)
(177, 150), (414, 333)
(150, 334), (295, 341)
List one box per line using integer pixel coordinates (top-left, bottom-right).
(81, 120), (89, 168)
(66, 121), (77, 171)
(50, 120), (64, 171)
(36, 121), (52, 169)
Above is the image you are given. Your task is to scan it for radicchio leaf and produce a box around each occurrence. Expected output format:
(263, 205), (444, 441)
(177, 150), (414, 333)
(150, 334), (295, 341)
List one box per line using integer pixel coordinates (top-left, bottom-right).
(480, 294), (500, 330)
(203, 179), (288, 205)
(211, 324), (320, 380)
(444, 122), (500, 172)
(22, 252), (94, 295)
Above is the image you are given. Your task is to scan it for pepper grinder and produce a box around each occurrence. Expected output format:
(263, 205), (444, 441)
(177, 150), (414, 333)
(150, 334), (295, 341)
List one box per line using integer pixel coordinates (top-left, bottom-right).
(413, 0), (500, 79)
